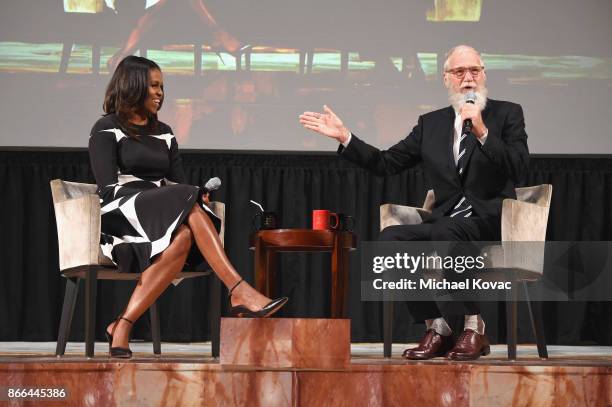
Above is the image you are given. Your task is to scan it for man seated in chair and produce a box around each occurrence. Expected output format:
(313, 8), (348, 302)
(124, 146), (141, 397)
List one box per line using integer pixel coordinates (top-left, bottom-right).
(299, 45), (529, 360)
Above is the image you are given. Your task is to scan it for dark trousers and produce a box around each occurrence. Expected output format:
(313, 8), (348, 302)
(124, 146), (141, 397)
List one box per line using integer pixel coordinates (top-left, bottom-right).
(378, 215), (501, 321)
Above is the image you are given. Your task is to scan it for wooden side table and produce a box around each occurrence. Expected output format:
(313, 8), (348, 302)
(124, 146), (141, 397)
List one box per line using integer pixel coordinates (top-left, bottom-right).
(249, 229), (357, 318)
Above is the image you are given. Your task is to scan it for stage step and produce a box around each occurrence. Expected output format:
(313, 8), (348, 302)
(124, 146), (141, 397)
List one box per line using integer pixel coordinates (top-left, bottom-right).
(220, 318), (350, 368)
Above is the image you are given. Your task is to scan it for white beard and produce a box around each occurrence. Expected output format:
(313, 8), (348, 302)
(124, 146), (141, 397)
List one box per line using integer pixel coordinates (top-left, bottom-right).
(448, 87), (488, 112)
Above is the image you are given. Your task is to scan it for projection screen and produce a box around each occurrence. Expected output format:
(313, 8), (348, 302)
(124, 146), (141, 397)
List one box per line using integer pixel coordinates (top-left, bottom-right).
(0, 0), (610, 152)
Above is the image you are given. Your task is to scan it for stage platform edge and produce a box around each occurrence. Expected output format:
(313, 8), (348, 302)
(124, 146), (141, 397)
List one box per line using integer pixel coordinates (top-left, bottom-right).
(1, 345), (611, 407)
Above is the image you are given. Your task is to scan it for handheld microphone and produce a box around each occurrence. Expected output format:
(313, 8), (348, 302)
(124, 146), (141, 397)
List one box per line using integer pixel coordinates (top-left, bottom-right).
(203, 177), (221, 194)
(462, 92), (476, 135)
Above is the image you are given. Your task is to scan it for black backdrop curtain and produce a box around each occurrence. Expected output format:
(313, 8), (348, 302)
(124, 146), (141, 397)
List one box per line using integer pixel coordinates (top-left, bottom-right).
(1, 149), (611, 345)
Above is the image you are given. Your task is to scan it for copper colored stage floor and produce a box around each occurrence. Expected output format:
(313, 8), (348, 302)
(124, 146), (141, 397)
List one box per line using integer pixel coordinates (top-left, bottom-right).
(1, 343), (611, 406)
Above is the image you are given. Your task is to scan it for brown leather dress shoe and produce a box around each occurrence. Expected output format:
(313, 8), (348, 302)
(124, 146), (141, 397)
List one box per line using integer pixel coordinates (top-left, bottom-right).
(402, 329), (454, 360)
(446, 329), (491, 360)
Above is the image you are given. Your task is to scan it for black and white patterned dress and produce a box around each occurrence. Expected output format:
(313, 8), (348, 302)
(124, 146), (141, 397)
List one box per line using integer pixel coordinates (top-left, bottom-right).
(88, 113), (218, 273)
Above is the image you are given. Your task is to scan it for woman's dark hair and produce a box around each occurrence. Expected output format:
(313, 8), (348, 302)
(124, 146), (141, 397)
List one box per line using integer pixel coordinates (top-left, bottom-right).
(103, 56), (162, 137)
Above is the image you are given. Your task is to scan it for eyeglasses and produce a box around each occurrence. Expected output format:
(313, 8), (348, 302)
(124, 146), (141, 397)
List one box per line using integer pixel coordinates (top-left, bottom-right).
(445, 66), (485, 79)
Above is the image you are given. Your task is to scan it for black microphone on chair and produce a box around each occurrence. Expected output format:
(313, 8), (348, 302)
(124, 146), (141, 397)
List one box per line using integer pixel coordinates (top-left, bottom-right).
(462, 92), (476, 135)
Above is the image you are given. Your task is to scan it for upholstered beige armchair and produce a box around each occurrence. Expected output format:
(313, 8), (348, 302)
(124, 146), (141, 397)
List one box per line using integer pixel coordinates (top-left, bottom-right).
(380, 184), (553, 359)
(50, 179), (224, 358)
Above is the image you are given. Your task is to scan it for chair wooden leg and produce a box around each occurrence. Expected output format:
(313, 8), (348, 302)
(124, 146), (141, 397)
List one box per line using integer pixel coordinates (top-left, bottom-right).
(210, 275), (221, 358)
(523, 282), (548, 358)
(84, 267), (98, 358)
(55, 277), (79, 356)
(505, 283), (518, 360)
(383, 301), (394, 358)
(150, 301), (161, 355)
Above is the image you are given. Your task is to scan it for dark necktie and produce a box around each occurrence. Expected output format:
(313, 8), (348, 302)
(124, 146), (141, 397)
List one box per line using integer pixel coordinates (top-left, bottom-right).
(449, 123), (472, 218)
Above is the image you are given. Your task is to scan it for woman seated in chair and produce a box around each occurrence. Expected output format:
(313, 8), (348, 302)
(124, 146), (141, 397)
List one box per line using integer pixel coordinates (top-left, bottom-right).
(89, 56), (287, 358)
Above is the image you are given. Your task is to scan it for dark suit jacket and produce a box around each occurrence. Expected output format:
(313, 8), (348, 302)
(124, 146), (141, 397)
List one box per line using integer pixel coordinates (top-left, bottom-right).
(339, 99), (530, 220)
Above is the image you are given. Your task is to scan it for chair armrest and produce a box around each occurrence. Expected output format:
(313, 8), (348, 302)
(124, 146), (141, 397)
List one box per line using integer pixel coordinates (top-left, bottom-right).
(380, 203), (430, 231)
(53, 194), (102, 271)
(501, 199), (550, 242)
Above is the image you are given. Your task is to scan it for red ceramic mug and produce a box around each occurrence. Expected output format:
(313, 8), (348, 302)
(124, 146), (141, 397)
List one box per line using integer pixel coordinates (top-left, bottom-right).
(312, 209), (339, 230)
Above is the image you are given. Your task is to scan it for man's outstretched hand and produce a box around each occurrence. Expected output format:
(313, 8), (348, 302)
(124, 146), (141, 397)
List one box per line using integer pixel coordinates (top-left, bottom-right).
(299, 105), (351, 144)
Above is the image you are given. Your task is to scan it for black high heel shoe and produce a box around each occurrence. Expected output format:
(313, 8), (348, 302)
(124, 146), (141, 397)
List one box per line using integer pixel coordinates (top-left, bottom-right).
(228, 279), (288, 318)
(105, 316), (133, 359)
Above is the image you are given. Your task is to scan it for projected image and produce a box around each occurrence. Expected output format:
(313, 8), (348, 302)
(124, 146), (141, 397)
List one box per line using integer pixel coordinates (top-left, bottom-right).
(426, 0), (483, 22)
(64, 0), (161, 14)
(0, 0), (610, 152)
